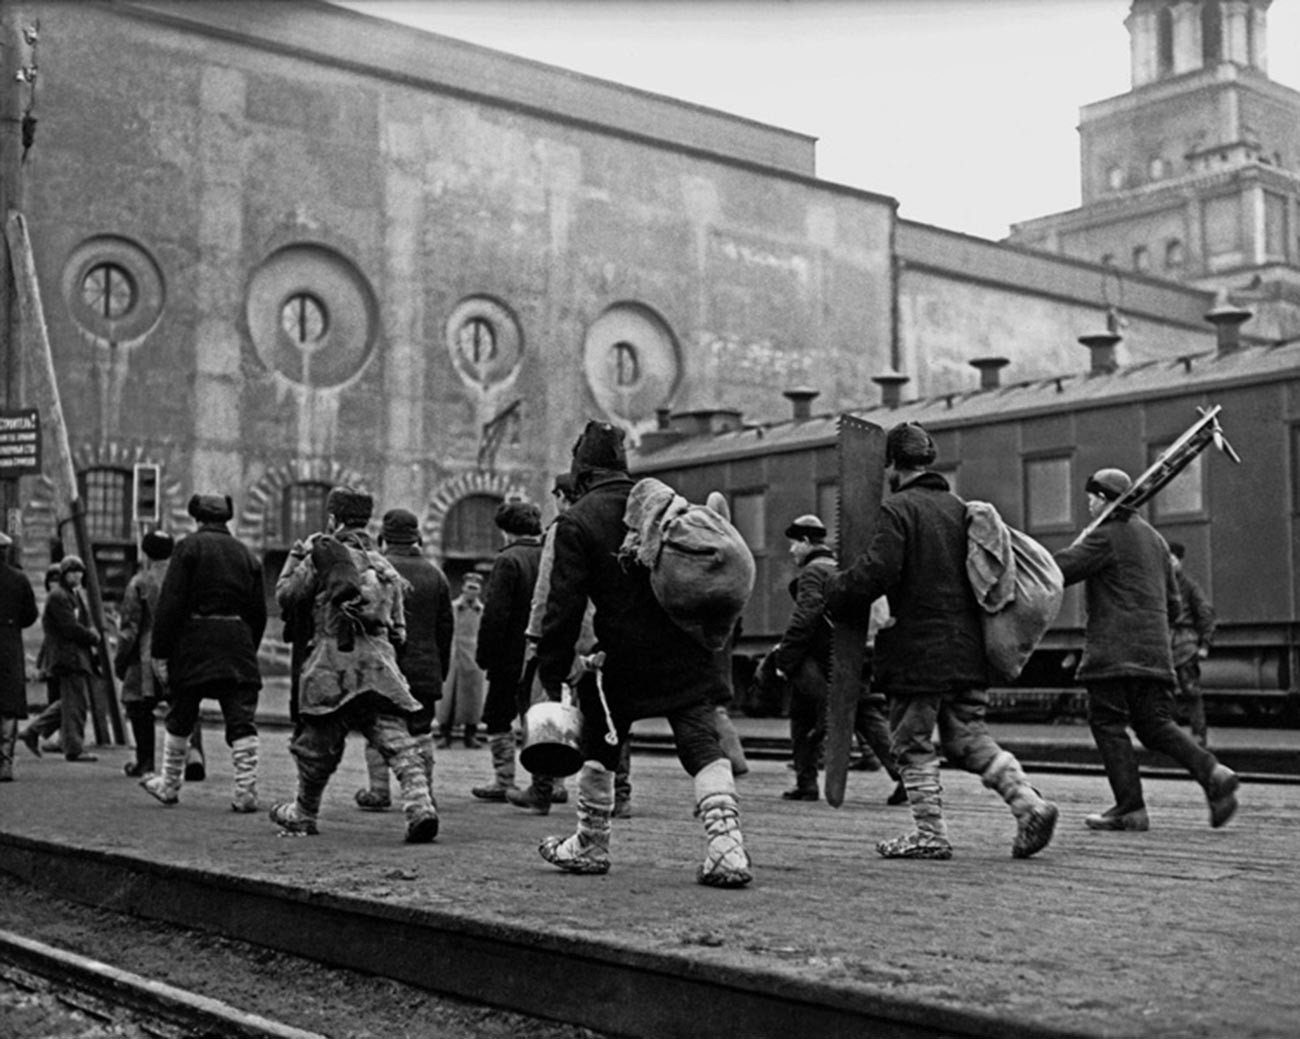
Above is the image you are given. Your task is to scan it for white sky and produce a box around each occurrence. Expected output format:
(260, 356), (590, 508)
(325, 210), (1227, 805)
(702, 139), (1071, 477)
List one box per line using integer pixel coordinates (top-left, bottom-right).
(337, 0), (1300, 242)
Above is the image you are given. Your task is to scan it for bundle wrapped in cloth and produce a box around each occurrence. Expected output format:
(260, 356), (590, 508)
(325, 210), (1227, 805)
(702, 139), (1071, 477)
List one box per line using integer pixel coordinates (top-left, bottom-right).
(621, 477), (755, 651)
(966, 501), (1064, 682)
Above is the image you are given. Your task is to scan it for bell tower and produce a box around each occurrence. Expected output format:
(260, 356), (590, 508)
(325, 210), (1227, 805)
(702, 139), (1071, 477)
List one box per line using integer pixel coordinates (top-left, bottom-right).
(1007, 0), (1300, 340)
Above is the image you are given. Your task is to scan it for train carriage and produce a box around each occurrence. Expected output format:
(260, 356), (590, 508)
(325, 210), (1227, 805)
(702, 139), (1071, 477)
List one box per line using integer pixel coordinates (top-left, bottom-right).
(631, 335), (1300, 723)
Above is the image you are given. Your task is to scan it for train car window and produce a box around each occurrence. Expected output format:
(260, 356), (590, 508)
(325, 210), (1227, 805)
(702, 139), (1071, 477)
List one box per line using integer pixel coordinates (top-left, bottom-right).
(730, 491), (766, 552)
(1024, 456), (1073, 532)
(1149, 448), (1204, 518)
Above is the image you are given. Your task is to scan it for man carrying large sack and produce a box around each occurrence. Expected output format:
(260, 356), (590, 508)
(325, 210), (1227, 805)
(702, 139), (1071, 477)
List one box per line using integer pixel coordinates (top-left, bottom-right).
(826, 421), (1058, 860)
(536, 421), (752, 887)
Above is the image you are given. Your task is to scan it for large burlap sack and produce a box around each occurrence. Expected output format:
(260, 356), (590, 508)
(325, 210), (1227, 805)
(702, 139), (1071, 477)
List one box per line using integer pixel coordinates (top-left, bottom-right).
(622, 477), (756, 650)
(966, 503), (1063, 682)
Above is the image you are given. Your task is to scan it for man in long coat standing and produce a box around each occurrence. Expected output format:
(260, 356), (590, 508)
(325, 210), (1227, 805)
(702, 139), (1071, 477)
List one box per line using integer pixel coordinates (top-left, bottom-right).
(144, 494), (266, 812)
(0, 532), (38, 780)
(437, 574), (485, 747)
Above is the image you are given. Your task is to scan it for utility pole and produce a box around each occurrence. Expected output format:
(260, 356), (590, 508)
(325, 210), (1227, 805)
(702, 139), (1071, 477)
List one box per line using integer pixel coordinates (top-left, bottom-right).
(1, 7), (26, 539)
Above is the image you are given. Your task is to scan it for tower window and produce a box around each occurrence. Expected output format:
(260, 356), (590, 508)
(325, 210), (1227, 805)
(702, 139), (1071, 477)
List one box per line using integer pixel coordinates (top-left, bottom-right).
(1107, 166), (1125, 191)
(1148, 156), (1166, 181)
(1202, 1), (1223, 65)
(1132, 246), (1150, 273)
(1165, 239), (1186, 270)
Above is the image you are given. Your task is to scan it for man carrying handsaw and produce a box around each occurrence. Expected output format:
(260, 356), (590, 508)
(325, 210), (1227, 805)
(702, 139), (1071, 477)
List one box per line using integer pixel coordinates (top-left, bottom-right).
(826, 421), (1059, 860)
(1054, 466), (1239, 832)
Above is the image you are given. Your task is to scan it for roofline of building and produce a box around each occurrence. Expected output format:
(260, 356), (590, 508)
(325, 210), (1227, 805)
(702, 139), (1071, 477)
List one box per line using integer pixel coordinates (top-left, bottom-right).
(107, 0), (845, 184)
(898, 219), (1216, 330)
(1080, 62), (1300, 124)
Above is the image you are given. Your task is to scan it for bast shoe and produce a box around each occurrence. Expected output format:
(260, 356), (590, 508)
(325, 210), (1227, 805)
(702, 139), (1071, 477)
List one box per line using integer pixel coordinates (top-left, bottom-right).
(1084, 807), (1150, 832)
(354, 789), (392, 812)
(404, 805), (440, 844)
(877, 831), (953, 860)
(1013, 802), (1059, 859)
(269, 801), (319, 837)
(1205, 765), (1240, 829)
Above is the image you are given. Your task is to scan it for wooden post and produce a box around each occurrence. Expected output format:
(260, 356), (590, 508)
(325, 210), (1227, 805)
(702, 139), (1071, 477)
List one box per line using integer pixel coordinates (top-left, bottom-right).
(5, 210), (124, 744)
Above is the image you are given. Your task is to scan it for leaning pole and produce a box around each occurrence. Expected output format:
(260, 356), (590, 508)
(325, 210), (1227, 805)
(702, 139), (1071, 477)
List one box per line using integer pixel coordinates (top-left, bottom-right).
(5, 209), (124, 744)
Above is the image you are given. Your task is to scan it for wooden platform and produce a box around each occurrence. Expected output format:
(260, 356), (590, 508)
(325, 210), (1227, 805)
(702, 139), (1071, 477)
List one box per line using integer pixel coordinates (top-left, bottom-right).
(1, 732), (1296, 1037)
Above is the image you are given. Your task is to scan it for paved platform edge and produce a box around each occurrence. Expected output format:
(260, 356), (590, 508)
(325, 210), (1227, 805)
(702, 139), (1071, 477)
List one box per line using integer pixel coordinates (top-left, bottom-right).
(0, 832), (1098, 1039)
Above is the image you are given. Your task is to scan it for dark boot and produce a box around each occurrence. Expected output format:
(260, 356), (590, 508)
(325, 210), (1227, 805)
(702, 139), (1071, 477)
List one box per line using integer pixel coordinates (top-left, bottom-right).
(463, 723), (482, 749)
(470, 732), (517, 800)
(507, 774), (555, 814)
(185, 722), (206, 782)
(0, 718), (17, 781)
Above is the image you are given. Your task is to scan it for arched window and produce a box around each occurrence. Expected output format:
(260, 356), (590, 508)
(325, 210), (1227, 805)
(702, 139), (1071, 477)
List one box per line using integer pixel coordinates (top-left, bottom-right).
(1165, 239), (1186, 271)
(78, 467), (132, 541)
(1107, 166), (1125, 191)
(1132, 245), (1151, 273)
(278, 481), (332, 545)
(443, 494), (504, 560)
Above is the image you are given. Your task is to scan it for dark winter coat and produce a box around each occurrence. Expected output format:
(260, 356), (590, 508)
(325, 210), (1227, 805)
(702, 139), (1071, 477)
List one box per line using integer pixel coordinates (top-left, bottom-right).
(476, 535), (542, 686)
(115, 562), (168, 704)
(1171, 567), (1215, 667)
(1054, 511), (1179, 685)
(773, 545), (836, 680)
(538, 470), (729, 722)
(152, 522), (267, 693)
(43, 582), (99, 678)
(0, 562), (38, 717)
(825, 470), (989, 695)
(384, 544), (453, 706)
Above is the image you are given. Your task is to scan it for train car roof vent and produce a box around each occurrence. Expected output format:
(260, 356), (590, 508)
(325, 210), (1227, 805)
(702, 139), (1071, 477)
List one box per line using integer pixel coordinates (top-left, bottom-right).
(1078, 329), (1121, 375)
(872, 371), (910, 409)
(783, 387), (819, 420)
(1205, 291), (1253, 354)
(970, 356), (1009, 390)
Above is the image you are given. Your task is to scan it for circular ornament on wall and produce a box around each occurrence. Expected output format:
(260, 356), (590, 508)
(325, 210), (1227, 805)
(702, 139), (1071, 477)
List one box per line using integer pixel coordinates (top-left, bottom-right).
(61, 236), (166, 347)
(444, 295), (525, 390)
(582, 302), (681, 424)
(245, 244), (378, 388)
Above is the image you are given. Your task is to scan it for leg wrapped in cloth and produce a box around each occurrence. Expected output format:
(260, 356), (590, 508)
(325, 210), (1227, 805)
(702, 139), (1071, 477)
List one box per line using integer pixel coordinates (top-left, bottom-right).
(354, 741), (392, 811)
(539, 761), (613, 875)
(141, 732), (189, 806)
(981, 750), (1058, 859)
(230, 734), (259, 813)
(694, 758), (752, 888)
(878, 760), (952, 859)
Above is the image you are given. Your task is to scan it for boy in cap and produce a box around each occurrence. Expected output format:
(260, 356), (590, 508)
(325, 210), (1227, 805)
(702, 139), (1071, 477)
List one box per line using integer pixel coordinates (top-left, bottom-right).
(1055, 468), (1238, 831)
(1167, 541), (1215, 748)
(21, 555), (101, 763)
(536, 421), (752, 886)
(471, 500), (545, 804)
(145, 495), (266, 811)
(353, 508), (454, 811)
(273, 486), (438, 842)
(116, 530), (174, 777)
(827, 421), (1058, 860)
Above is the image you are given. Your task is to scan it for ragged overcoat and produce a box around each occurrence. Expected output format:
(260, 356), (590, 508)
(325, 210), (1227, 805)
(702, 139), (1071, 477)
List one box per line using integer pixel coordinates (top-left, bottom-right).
(0, 561), (37, 717)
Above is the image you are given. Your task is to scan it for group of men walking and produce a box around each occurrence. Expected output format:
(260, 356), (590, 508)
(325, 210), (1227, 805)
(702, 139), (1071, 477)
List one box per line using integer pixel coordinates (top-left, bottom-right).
(0, 414), (1239, 887)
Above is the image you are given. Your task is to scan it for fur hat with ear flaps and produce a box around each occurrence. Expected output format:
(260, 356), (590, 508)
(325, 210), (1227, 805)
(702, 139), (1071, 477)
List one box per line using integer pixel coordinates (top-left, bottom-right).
(885, 422), (937, 469)
(571, 420), (628, 474)
(188, 494), (233, 523)
(326, 486), (373, 527)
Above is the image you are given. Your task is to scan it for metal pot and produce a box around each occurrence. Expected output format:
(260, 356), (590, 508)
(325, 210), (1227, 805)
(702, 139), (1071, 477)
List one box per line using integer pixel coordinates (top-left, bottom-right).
(519, 687), (584, 778)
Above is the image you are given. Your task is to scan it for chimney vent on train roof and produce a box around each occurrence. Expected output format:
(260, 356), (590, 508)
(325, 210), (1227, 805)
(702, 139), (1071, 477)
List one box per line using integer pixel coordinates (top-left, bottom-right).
(970, 356), (1009, 390)
(872, 371), (909, 409)
(1079, 329), (1121, 375)
(783, 387), (819, 420)
(1205, 291), (1252, 355)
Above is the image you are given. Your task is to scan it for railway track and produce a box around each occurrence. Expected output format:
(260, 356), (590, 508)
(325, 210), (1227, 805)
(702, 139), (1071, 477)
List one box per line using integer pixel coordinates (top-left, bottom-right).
(0, 928), (324, 1039)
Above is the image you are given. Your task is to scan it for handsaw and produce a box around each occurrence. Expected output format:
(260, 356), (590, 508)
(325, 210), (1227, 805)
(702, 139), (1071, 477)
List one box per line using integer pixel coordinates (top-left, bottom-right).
(825, 415), (887, 808)
(1071, 406), (1240, 547)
